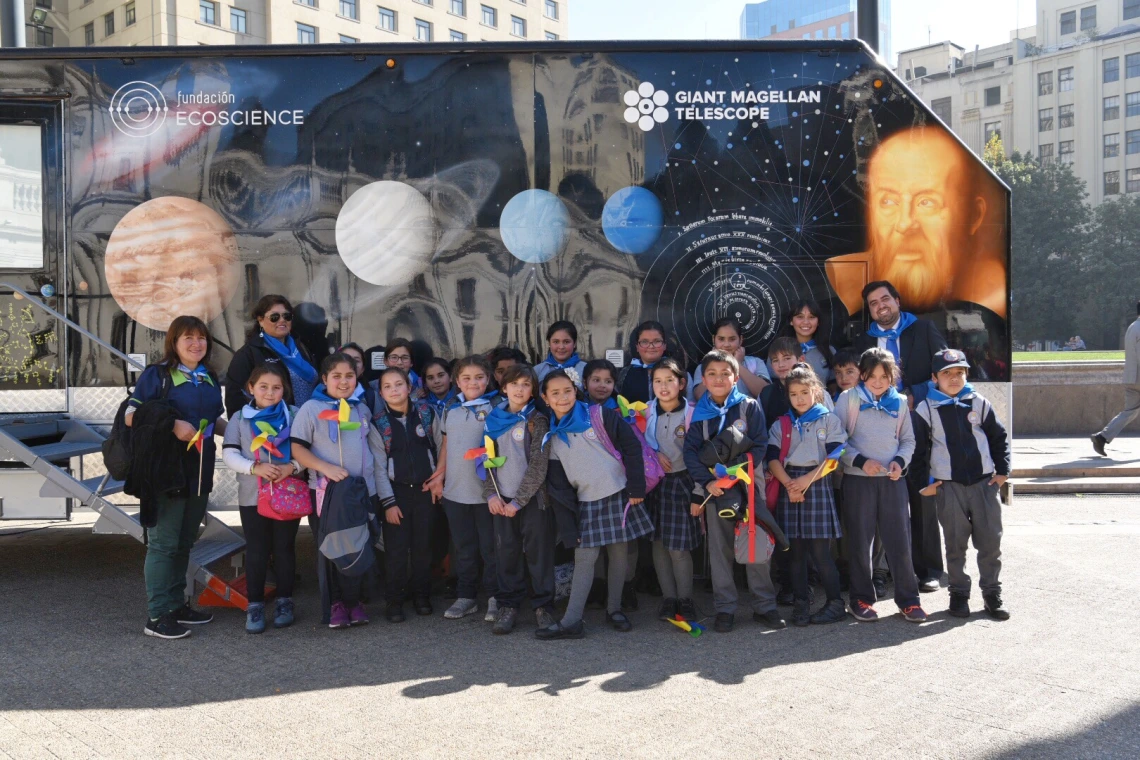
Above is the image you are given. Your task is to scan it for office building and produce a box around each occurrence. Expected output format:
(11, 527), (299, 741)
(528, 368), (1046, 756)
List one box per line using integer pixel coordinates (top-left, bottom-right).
(740, 0), (892, 63)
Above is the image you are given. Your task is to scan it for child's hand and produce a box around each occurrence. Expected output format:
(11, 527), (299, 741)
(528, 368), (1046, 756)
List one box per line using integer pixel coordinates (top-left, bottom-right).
(385, 505), (403, 525)
(791, 475), (814, 495)
(488, 495), (506, 515)
(989, 474), (1007, 487)
(323, 465), (349, 482)
(919, 480), (943, 497)
(629, 497), (644, 506)
(690, 501), (705, 516)
(706, 483), (725, 497)
(888, 461), (903, 480)
(252, 462), (280, 480)
(657, 451), (673, 473)
(427, 480), (443, 503)
(502, 501), (520, 518)
(272, 462), (296, 482)
(424, 467), (445, 489)
(861, 459), (886, 476)
(173, 420), (197, 442)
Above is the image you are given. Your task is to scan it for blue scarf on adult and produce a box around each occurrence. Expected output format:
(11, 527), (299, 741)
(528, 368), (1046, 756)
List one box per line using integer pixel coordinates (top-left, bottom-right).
(926, 381), (976, 409)
(856, 382), (904, 417)
(176, 363), (212, 386)
(545, 351), (581, 370)
(242, 400), (292, 462)
(544, 401), (592, 449)
(691, 386), (749, 433)
(485, 401), (534, 442)
(789, 403), (830, 435)
(866, 312), (916, 387)
(261, 332), (318, 384)
(428, 387), (458, 413)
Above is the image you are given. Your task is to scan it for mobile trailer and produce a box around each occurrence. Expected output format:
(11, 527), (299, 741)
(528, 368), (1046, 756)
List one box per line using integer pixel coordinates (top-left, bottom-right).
(0, 40), (1011, 603)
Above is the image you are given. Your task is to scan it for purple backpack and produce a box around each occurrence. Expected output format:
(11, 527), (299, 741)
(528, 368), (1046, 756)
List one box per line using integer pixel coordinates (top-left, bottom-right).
(587, 404), (665, 494)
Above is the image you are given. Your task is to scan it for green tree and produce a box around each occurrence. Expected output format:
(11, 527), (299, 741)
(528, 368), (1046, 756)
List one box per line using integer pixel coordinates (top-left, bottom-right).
(1082, 195), (1140, 348)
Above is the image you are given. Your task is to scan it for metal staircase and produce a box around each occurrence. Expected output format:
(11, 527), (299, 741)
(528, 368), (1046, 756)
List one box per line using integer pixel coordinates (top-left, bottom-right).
(0, 282), (249, 609)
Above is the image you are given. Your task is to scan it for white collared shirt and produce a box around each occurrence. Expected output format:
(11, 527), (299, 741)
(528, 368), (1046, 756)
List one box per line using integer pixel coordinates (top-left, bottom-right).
(876, 316), (902, 355)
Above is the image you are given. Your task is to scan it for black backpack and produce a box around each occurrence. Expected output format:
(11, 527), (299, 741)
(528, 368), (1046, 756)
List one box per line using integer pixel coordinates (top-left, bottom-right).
(101, 368), (171, 481)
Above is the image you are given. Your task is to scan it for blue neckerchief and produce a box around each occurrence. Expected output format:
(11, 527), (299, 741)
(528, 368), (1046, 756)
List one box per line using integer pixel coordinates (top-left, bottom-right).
(428, 387), (458, 413)
(645, 399), (689, 451)
(242, 400), (292, 462)
(691, 386), (748, 433)
(545, 351), (581, 371)
(408, 369), (422, 391)
(544, 401), (592, 449)
(857, 383), (903, 417)
(485, 401), (534, 442)
(453, 390), (498, 410)
(630, 358), (657, 369)
(177, 363), (210, 386)
(790, 403), (830, 435)
(601, 396), (618, 410)
(799, 340), (817, 354)
(866, 313), (917, 388)
(311, 384), (364, 443)
(926, 381), (976, 409)
(261, 332), (318, 384)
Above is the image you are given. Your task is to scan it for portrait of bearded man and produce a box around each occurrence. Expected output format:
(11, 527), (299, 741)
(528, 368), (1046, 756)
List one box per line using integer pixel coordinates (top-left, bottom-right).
(825, 126), (1008, 319)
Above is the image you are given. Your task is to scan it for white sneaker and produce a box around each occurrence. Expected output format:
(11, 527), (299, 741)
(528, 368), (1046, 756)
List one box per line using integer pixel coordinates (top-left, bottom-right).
(484, 597), (499, 622)
(444, 598), (479, 619)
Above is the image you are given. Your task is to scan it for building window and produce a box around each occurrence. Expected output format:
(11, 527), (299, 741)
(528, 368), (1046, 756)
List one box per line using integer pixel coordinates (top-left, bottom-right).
(1129, 92), (1140, 117)
(34, 0), (50, 7)
(841, 21), (849, 37)
(828, 25), (836, 38)
(545, 31), (558, 40)
(1106, 171), (1120, 195)
(1059, 67), (1074, 92)
(104, 10), (114, 35)
(450, 0), (464, 15)
(1127, 129), (1140, 154)
(1040, 143), (1055, 165)
(1105, 133), (1120, 157)
(984, 86), (1001, 107)
(450, 29), (465, 40)
(1059, 104), (1074, 128)
(1039, 107), (1054, 131)
(481, 4), (496, 26)
(984, 121), (1001, 144)
(340, 33), (357, 42)
(297, 21), (316, 43)
(1128, 168), (1140, 192)
(1038, 71), (1053, 96)
(544, 0), (557, 19)
(84, 21), (94, 44)
(415, 18), (431, 40)
(125, 1), (135, 25)
(340, 0), (357, 18)
(231, 7), (246, 32)
(298, 0), (315, 6)
(198, 0), (215, 24)
(34, 25), (53, 46)
(414, 0), (431, 4)
(511, 15), (525, 36)
(913, 65), (927, 77)
(1128, 53), (1140, 78)
(1080, 6), (1096, 30)
(931, 96), (951, 126)
(1060, 10), (1075, 35)
(1105, 96), (1120, 120)
(1105, 57), (1120, 83)
(378, 6), (396, 30)
(1128, 0), (1140, 21)
(1059, 140), (1075, 164)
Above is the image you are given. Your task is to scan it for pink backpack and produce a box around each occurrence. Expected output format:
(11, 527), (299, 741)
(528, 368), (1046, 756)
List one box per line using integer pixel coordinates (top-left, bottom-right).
(587, 404), (665, 493)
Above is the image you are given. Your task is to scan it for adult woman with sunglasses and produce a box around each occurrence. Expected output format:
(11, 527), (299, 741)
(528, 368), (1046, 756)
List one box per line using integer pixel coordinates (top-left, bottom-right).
(223, 295), (318, 418)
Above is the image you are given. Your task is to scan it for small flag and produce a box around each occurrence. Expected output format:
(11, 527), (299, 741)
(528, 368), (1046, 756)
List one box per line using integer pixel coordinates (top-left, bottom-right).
(818, 442), (846, 478)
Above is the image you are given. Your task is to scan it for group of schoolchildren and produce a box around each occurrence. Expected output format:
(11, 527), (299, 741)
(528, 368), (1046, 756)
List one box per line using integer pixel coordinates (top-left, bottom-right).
(134, 295), (1011, 641)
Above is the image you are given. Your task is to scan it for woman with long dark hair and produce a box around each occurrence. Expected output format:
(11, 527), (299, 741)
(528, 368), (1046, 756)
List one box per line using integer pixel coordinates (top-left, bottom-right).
(223, 295), (318, 418)
(777, 299), (835, 384)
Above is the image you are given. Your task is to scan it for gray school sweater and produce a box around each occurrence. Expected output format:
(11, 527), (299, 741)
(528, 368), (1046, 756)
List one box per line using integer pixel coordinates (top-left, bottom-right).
(292, 399), (395, 507)
(549, 426), (627, 503)
(481, 412), (550, 506)
(652, 402), (690, 473)
(768, 412), (847, 468)
(221, 405), (304, 506)
(442, 398), (498, 504)
(835, 388), (915, 476)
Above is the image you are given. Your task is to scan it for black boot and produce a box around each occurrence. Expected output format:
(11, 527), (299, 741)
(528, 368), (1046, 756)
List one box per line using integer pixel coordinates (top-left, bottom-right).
(948, 593), (970, 618)
(792, 599), (811, 627)
(983, 592), (1010, 621)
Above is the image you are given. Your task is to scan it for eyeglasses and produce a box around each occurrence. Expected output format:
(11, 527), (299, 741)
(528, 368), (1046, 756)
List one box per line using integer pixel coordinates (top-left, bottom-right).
(266, 312), (293, 323)
(637, 339), (665, 348)
(387, 354), (412, 364)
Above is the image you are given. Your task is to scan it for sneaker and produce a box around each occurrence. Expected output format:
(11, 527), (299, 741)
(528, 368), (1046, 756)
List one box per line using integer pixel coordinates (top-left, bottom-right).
(484, 597), (499, 622)
(850, 600), (879, 622)
(444, 597), (479, 619)
(1091, 434), (1107, 457)
(273, 597), (295, 629)
(791, 599), (811, 627)
(174, 603), (213, 625)
(918, 577), (940, 593)
(657, 597), (679, 621)
(493, 606), (517, 635)
(621, 582), (639, 611)
(677, 598), (698, 621)
(983, 593), (1010, 621)
(901, 604), (928, 623)
(349, 603), (369, 626)
(329, 601), (351, 629)
(385, 603), (406, 623)
(144, 613), (191, 639)
(810, 598), (847, 625)
(872, 574), (889, 601)
(245, 602), (266, 634)
(535, 619), (586, 640)
(753, 609), (787, 630)
(413, 597), (433, 616)
(535, 607), (557, 630)
(776, 587), (794, 606)
(713, 612), (734, 633)
(948, 593), (970, 618)
(606, 611), (633, 632)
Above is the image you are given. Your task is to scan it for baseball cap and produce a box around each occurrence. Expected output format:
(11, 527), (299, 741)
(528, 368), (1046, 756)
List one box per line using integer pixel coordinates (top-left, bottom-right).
(932, 348), (970, 374)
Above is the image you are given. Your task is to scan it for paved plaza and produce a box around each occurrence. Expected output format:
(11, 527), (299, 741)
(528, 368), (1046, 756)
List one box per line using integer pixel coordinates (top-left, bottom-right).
(1, 494), (1138, 759)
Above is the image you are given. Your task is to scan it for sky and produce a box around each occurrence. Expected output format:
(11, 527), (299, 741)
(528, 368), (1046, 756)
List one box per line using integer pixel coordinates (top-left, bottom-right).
(570, 0), (1039, 66)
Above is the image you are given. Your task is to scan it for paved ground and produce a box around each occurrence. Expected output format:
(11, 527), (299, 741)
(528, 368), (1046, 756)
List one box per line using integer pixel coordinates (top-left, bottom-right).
(1, 496), (1138, 759)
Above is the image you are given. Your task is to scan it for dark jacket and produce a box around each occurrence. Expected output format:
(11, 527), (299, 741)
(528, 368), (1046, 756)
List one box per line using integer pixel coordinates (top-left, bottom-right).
(223, 333), (315, 418)
(852, 318), (947, 401)
(124, 401), (185, 527)
(912, 397), (1011, 486)
(682, 397), (767, 497)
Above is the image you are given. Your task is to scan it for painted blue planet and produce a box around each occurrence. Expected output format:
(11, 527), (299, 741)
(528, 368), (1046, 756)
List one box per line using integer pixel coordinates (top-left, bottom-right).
(499, 189), (571, 263)
(602, 186), (664, 255)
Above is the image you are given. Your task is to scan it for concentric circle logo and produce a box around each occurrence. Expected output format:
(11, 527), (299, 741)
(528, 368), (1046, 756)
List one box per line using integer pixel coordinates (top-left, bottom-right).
(109, 81), (168, 137)
(623, 82), (669, 132)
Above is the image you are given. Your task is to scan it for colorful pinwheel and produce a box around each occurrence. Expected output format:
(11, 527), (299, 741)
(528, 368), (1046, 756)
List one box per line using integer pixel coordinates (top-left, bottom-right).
(187, 418), (214, 453)
(711, 461), (753, 490)
(318, 398), (362, 465)
(616, 395), (649, 433)
(667, 614), (706, 638)
(250, 420), (289, 460)
(464, 435), (507, 481)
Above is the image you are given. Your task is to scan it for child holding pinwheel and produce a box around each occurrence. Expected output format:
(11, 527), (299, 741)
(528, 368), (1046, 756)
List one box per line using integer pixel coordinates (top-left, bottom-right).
(766, 364), (848, 627)
(222, 364), (306, 634)
(482, 364), (553, 635)
(292, 352), (396, 629)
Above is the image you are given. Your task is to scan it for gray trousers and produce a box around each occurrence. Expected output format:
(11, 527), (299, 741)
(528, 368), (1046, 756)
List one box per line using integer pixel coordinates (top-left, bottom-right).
(842, 476), (921, 608)
(935, 480), (1003, 596)
(1098, 384), (1140, 442)
(706, 510), (776, 615)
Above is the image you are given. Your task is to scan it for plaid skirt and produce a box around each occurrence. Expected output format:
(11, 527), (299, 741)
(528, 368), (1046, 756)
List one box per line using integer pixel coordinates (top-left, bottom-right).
(649, 472), (703, 551)
(777, 465), (842, 540)
(578, 490), (654, 548)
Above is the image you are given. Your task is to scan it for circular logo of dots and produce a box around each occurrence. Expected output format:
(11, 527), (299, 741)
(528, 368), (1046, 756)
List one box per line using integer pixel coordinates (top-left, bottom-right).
(109, 81), (168, 138)
(623, 82), (669, 132)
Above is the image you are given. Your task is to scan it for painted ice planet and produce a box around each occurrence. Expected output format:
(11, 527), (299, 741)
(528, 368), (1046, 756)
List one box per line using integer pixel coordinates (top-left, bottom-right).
(499, 189), (570, 264)
(602, 186), (663, 255)
(336, 180), (435, 287)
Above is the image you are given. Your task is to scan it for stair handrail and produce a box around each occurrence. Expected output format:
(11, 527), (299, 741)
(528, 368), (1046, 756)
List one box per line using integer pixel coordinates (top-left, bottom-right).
(0, 281), (145, 372)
